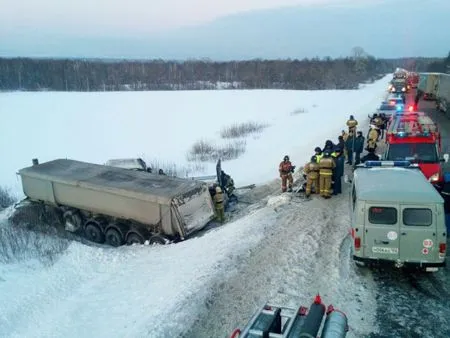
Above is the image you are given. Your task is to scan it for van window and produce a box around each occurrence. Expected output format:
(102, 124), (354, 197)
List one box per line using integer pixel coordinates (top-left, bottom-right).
(368, 207), (397, 225)
(403, 208), (432, 226)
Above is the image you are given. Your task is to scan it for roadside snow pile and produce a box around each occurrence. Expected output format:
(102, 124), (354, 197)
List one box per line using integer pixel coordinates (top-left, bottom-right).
(267, 194), (292, 208)
(0, 206), (279, 337)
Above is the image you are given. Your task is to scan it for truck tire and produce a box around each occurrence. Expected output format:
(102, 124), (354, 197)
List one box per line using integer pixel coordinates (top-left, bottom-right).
(149, 234), (169, 245)
(63, 210), (82, 232)
(126, 232), (144, 245)
(105, 228), (124, 247)
(84, 222), (105, 244)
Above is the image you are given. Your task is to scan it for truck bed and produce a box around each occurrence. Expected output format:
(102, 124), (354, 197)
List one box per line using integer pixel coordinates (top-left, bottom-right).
(18, 159), (215, 237)
(19, 159), (205, 204)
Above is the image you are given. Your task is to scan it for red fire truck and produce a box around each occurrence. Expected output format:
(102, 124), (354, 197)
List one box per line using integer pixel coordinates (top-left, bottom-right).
(384, 111), (446, 188)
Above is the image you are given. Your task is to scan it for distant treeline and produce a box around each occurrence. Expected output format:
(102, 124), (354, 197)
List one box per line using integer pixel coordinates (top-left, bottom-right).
(426, 52), (450, 73)
(0, 56), (441, 92)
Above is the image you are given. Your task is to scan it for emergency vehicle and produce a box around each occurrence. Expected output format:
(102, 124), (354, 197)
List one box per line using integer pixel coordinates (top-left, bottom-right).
(383, 111), (447, 188)
(350, 161), (447, 272)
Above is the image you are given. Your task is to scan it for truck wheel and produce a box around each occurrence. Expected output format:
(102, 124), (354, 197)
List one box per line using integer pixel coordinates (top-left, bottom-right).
(149, 234), (169, 245)
(84, 222), (105, 244)
(105, 228), (124, 247)
(63, 211), (82, 232)
(126, 232), (144, 245)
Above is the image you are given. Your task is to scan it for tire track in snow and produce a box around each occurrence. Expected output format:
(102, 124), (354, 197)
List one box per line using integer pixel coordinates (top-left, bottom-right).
(182, 183), (378, 338)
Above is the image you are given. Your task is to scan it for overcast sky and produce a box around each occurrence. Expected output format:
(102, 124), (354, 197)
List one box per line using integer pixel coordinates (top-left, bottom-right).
(0, 0), (379, 36)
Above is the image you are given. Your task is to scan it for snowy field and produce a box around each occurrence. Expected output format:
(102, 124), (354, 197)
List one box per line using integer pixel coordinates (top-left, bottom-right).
(0, 76), (390, 338)
(0, 77), (387, 196)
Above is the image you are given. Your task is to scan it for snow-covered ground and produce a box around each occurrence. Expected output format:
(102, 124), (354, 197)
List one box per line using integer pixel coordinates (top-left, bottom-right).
(0, 76), (390, 338)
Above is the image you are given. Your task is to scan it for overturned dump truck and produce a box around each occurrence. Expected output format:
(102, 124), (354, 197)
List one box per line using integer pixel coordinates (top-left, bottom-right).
(14, 159), (216, 246)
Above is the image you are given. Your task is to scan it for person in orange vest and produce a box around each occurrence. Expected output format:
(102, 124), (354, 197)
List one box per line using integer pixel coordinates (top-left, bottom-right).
(278, 155), (296, 192)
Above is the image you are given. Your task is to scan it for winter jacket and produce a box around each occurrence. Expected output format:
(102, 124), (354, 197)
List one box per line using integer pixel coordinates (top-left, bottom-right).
(345, 135), (356, 152)
(361, 152), (380, 163)
(332, 155), (345, 179)
(354, 135), (365, 153)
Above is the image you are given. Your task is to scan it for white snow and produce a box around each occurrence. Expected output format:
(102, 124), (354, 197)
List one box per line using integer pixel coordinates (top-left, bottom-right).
(0, 75), (390, 337)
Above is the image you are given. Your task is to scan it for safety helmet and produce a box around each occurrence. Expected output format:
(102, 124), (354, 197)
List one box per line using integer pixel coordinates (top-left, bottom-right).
(284, 155), (289, 161)
(350, 115), (354, 119)
(314, 147), (322, 153)
(215, 186), (222, 193)
(311, 155), (317, 162)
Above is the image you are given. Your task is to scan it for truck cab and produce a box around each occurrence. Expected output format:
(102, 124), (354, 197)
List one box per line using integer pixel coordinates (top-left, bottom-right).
(383, 112), (448, 189)
(350, 161), (447, 272)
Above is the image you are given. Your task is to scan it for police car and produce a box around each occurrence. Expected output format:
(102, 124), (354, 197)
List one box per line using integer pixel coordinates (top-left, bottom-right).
(350, 161), (447, 272)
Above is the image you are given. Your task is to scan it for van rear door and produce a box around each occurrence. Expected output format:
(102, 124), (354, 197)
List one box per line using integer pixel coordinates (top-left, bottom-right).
(364, 204), (400, 260)
(399, 205), (438, 262)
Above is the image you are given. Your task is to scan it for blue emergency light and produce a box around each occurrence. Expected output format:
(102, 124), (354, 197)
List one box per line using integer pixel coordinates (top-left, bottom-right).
(364, 160), (411, 167)
(396, 104), (404, 112)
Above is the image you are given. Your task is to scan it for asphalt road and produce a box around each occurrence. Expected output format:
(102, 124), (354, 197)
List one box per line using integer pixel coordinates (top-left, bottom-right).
(368, 88), (450, 338)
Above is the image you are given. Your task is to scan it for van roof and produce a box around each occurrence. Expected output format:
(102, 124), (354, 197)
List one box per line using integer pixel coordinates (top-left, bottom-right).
(354, 167), (444, 203)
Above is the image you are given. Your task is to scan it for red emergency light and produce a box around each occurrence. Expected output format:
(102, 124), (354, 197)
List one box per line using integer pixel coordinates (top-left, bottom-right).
(408, 105), (414, 112)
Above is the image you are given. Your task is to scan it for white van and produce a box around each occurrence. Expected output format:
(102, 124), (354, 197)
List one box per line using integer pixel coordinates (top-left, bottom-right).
(350, 161), (447, 272)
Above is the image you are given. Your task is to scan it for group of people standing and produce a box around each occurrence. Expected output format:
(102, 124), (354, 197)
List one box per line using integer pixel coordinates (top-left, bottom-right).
(280, 113), (386, 199)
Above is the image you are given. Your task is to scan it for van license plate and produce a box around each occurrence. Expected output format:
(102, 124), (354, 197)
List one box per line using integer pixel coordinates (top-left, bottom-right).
(426, 267), (438, 272)
(372, 247), (399, 254)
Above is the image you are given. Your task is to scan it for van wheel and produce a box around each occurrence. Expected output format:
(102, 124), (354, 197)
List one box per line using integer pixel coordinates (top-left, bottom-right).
(149, 234), (169, 245)
(126, 232), (144, 245)
(105, 228), (124, 247)
(84, 222), (105, 244)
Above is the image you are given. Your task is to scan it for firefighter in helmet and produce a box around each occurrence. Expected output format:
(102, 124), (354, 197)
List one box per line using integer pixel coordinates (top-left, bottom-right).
(213, 186), (225, 223)
(304, 155), (320, 198)
(318, 150), (336, 198)
(346, 115), (358, 134)
(279, 155), (295, 192)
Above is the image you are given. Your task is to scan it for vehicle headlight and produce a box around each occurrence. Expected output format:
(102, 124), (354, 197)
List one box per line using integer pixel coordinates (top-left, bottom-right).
(402, 87), (406, 91)
(429, 173), (440, 182)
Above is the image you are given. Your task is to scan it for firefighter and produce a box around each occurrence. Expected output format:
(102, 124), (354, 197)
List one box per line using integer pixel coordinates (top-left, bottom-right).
(368, 126), (379, 143)
(319, 150), (335, 198)
(341, 130), (349, 161)
(304, 155), (320, 198)
(346, 115), (358, 134)
(279, 155), (295, 192)
(213, 186), (225, 223)
(345, 131), (356, 165)
(158, 169), (166, 175)
(314, 147), (323, 163)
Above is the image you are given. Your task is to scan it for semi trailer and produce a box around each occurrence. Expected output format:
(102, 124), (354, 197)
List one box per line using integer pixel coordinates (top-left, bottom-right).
(11, 158), (216, 246)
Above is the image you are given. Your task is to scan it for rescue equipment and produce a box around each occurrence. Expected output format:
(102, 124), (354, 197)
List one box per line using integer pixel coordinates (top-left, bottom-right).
(229, 294), (348, 338)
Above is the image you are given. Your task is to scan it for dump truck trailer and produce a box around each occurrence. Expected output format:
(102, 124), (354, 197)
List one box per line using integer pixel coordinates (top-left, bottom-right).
(436, 73), (450, 115)
(14, 158), (216, 246)
(418, 73), (440, 100)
